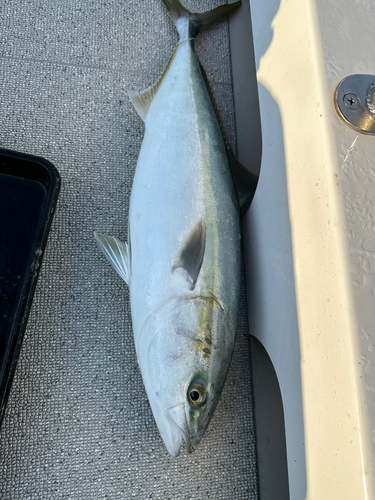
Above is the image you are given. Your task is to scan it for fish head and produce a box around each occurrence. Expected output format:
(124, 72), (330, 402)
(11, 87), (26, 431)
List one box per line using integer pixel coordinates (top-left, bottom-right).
(137, 295), (234, 456)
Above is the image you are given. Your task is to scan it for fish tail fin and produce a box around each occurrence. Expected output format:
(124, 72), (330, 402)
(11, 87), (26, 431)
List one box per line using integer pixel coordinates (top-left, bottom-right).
(162, 0), (241, 40)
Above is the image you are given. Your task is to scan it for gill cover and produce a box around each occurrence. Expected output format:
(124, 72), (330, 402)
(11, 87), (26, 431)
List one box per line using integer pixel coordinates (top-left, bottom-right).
(136, 296), (232, 455)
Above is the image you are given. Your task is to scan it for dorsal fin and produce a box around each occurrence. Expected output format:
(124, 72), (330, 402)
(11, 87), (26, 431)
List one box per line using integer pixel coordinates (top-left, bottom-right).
(198, 59), (258, 214)
(227, 149), (258, 215)
(172, 218), (206, 290)
(127, 45), (178, 121)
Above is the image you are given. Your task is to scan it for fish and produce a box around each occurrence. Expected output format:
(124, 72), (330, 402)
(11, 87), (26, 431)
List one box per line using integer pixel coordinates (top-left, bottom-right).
(95, 0), (257, 456)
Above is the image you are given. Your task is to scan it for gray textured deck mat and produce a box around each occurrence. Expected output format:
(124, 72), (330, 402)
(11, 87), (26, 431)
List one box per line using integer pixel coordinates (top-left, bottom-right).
(0, 1), (258, 498)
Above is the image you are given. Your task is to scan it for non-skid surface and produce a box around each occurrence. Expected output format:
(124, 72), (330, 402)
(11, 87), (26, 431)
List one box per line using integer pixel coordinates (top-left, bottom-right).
(0, 1), (258, 498)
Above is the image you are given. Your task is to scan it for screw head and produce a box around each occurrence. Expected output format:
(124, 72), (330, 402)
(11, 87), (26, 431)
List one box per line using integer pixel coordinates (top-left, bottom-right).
(343, 93), (360, 110)
(366, 83), (375, 116)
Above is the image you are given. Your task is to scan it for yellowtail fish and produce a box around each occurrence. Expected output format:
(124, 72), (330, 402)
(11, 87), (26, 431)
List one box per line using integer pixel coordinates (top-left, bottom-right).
(95, 0), (257, 456)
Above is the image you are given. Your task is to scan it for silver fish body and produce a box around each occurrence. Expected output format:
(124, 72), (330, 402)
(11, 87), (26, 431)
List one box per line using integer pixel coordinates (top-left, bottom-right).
(95, 0), (255, 456)
(130, 37), (240, 455)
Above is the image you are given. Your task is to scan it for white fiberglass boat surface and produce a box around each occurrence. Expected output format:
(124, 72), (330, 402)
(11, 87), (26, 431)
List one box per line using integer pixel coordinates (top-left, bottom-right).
(231, 0), (375, 498)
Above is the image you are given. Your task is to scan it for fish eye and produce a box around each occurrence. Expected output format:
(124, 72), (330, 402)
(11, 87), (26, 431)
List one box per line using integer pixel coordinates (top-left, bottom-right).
(188, 383), (206, 407)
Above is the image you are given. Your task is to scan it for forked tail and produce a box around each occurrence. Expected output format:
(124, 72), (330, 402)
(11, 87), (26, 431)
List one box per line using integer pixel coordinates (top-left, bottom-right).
(162, 0), (241, 40)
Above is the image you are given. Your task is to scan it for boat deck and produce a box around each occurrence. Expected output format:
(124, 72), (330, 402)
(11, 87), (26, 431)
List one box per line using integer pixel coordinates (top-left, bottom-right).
(0, 1), (259, 499)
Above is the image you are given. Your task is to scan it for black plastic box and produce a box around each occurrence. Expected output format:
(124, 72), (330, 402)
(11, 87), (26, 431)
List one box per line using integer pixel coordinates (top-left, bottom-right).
(0, 148), (60, 426)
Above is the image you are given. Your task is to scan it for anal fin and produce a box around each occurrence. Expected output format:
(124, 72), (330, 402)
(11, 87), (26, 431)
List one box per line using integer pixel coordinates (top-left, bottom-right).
(127, 45), (178, 121)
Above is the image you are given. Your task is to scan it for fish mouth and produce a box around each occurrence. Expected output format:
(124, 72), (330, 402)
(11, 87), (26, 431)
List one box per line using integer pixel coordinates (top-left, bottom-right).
(165, 403), (195, 455)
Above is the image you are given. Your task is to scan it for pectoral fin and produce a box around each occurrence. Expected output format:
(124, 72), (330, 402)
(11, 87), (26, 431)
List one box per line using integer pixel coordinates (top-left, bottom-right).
(172, 218), (206, 289)
(94, 232), (131, 285)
